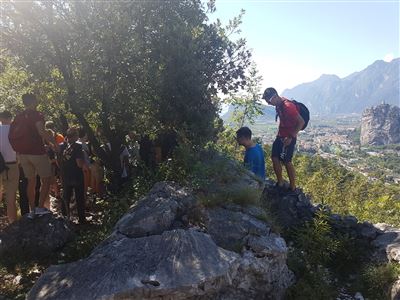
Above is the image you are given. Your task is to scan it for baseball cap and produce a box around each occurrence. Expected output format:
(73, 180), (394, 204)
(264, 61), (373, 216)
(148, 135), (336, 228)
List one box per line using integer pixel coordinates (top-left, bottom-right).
(262, 87), (278, 100)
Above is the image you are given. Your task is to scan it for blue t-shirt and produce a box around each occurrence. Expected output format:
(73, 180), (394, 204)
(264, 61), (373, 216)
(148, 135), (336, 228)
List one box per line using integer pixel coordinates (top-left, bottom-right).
(244, 144), (266, 180)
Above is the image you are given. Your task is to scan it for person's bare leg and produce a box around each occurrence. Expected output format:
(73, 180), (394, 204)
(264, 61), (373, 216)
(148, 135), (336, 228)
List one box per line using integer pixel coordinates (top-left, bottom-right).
(272, 156), (284, 186)
(27, 177), (36, 211)
(38, 176), (52, 208)
(6, 192), (17, 223)
(285, 162), (296, 191)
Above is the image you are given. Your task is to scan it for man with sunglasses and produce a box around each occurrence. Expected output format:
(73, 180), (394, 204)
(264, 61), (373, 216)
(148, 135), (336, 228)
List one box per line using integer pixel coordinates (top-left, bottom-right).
(262, 87), (305, 193)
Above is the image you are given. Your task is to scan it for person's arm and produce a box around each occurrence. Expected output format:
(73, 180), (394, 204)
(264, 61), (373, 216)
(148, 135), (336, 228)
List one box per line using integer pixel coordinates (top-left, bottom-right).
(283, 109), (305, 146)
(75, 147), (89, 171)
(291, 114), (305, 138)
(76, 158), (89, 172)
(35, 121), (56, 145)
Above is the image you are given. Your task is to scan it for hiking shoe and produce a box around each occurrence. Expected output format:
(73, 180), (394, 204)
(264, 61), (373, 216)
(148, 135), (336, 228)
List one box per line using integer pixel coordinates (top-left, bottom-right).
(26, 211), (36, 219)
(274, 182), (290, 194)
(35, 207), (52, 216)
(286, 188), (301, 196)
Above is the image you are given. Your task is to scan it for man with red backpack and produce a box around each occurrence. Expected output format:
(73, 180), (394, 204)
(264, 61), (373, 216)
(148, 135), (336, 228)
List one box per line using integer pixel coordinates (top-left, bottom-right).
(9, 93), (55, 218)
(262, 87), (307, 194)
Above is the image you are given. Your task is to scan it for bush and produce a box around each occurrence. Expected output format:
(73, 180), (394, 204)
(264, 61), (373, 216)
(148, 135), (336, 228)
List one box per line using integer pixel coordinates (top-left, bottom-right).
(359, 263), (400, 300)
(285, 211), (374, 299)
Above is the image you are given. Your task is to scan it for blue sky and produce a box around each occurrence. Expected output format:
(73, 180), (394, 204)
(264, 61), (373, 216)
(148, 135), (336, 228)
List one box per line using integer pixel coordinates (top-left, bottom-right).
(209, 0), (400, 93)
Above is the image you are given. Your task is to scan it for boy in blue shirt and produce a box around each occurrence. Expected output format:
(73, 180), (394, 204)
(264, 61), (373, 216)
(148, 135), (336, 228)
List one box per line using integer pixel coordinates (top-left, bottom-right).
(236, 127), (266, 180)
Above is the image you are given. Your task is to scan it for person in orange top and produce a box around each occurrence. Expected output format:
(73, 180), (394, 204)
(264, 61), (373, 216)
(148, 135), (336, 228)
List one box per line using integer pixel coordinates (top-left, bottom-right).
(262, 87), (305, 193)
(44, 121), (64, 207)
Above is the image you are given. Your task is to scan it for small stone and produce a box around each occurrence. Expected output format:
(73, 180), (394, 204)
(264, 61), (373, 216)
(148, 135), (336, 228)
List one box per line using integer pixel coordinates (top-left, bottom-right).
(12, 275), (22, 285)
(354, 292), (364, 300)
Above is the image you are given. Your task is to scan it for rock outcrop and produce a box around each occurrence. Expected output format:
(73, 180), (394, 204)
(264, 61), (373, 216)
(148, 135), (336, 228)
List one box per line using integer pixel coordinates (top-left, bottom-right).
(28, 181), (293, 300)
(262, 180), (400, 263)
(360, 104), (400, 145)
(0, 213), (74, 261)
(263, 180), (400, 299)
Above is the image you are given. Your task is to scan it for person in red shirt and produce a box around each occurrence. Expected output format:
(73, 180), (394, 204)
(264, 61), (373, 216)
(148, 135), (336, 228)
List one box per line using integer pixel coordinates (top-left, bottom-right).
(14, 94), (55, 217)
(262, 87), (305, 193)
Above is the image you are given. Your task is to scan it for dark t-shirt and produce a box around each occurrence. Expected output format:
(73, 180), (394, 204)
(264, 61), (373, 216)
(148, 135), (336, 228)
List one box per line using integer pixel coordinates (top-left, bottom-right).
(60, 142), (84, 185)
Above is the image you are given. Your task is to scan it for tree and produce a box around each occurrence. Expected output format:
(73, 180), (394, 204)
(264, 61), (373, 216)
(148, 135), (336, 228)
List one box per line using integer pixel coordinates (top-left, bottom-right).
(216, 63), (264, 157)
(1, 0), (252, 186)
(225, 63), (264, 128)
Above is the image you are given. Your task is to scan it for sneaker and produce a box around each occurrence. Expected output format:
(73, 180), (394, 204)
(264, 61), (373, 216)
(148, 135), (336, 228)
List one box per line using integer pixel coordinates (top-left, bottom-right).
(274, 182), (289, 193)
(35, 207), (52, 216)
(26, 211), (36, 219)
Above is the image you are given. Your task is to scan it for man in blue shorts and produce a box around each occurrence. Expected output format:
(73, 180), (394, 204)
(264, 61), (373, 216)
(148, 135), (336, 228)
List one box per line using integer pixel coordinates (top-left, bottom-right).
(236, 127), (265, 180)
(262, 87), (305, 193)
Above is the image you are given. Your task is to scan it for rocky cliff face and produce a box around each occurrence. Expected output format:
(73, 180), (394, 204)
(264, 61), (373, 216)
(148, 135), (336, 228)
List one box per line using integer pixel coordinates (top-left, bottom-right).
(360, 104), (400, 145)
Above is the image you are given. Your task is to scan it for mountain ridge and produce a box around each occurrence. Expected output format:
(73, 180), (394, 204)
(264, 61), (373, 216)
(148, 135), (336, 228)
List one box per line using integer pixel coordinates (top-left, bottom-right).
(282, 58), (400, 115)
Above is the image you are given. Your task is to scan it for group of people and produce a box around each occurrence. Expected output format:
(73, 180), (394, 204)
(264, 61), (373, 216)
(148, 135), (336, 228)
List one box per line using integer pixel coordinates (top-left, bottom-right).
(0, 93), (131, 225)
(237, 87), (305, 194)
(0, 87), (303, 225)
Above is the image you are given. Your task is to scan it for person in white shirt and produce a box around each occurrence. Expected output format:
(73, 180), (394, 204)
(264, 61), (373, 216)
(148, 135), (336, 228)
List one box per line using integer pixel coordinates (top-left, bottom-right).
(0, 111), (20, 223)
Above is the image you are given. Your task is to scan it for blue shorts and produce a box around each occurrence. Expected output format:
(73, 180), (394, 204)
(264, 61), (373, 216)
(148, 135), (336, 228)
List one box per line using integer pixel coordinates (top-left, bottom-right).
(271, 136), (296, 163)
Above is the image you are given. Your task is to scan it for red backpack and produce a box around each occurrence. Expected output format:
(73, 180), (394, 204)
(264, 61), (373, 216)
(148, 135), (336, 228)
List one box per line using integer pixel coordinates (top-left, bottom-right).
(8, 112), (35, 153)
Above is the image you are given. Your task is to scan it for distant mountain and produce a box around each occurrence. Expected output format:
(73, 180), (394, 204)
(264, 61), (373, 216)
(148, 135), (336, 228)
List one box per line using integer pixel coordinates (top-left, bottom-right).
(282, 58), (400, 115)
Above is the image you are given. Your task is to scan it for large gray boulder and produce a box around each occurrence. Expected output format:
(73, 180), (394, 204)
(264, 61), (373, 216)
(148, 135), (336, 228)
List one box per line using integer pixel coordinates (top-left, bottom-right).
(0, 213), (74, 260)
(28, 182), (293, 300)
(114, 182), (196, 238)
(28, 229), (240, 300)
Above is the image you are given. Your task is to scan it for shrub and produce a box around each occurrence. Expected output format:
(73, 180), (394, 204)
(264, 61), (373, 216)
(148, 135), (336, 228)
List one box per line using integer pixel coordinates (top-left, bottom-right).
(359, 263), (400, 300)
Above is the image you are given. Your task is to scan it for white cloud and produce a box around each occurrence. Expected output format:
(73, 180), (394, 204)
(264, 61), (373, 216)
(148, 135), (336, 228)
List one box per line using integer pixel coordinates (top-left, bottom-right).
(384, 53), (394, 62)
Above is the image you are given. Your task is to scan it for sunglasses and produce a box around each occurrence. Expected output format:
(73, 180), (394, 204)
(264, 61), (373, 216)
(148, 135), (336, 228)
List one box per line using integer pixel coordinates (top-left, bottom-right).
(266, 94), (276, 104)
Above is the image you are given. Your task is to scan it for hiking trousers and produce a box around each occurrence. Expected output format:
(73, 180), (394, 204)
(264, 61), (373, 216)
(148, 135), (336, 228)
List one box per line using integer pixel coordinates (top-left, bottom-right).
(62, 182), (85, 223)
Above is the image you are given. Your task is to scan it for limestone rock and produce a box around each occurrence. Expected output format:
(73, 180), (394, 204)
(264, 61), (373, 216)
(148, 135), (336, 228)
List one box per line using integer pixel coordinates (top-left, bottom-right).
(28, 229), (241, 300)
(206, 206), (270, 252)
(391, 279), (400, 300)
(261, 180), (315, 229)
(0, 213), (74, 260)
(114, 182), (196, 238)
(360, 104), (400, 145)
(29, 182), (293, 300)
(372, 227), (400, 263)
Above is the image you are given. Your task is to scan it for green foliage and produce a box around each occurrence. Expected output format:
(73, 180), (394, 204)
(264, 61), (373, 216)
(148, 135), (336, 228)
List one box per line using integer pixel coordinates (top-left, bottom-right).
(286, 212), (372, 299)
(0, 54), (30, 114)
(293, 153), (400, 226)
(286, 212), (338, 299)
(152, 141), (263, 207)
(198, 185), (261, 207)
(1, 0), (252, 150)
(359, 263), (400, 300)
(292, 212), (340, 265)
(285, 264), (337, 300)
(224, 63), (264, 128)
